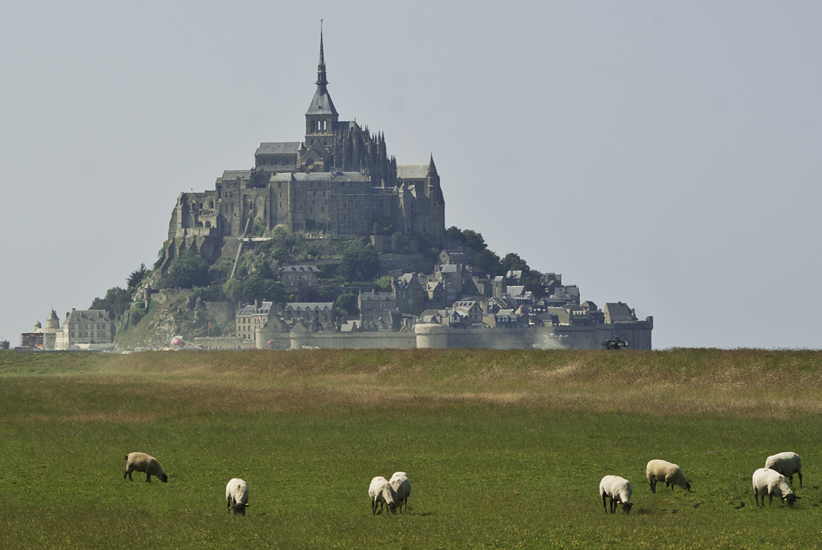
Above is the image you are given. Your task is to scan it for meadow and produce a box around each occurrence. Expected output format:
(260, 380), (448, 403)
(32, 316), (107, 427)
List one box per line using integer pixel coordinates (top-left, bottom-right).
(0, 348), (820, 549)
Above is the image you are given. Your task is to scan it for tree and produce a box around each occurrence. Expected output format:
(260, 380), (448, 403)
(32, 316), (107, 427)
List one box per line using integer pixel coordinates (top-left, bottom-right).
(476, 249), (503, 277)
(375, 276), (393, 291)
(224, 276), (282, 304)
(340, 243), (380, 281)
(158, 250), (211, 289)
(501, 252), (529, 275)
(127, 263), (148, 290)
(335, 293), (359, 316)
(461, 230), (487, 252)
(90, 287), (132, 320)
(445, 226), (463, 242)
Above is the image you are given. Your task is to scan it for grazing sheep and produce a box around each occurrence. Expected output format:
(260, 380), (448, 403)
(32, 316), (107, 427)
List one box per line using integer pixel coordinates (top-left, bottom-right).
(765, 452), (803, 487)
(752, 468), (800, 507)
(368, 476), (397, 515)
(646, 459), (691, 493)
(225, 478), (250, 515)
(123, 452), (168, 483)
(599, 475), (633, 514)
(389, 472), (411, 513)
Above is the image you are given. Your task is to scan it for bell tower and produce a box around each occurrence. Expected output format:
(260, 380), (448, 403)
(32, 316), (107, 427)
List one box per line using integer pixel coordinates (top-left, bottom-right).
(305, 23), (338, 152)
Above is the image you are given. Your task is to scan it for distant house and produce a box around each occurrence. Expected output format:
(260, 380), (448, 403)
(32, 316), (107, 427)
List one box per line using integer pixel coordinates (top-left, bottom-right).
(452, 300), (483, 324)
(603, 302), (637, 324)
(392, 273), (426, 315)
(235, 300), (275, 343)
(359, 291), (399, 330)
(281, 265), (320, 290)
(54, 309), (115, 350)
(439, 248), (476, 266)
(284, 302), (335, 326)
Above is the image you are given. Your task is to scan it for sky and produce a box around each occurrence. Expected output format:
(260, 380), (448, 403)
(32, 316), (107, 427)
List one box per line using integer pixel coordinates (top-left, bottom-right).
(1, 0), (820, 350)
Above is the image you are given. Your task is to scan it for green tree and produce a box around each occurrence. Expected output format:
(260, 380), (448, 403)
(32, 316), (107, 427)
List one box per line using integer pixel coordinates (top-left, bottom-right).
(158, 250), (211, 289)
(340, 243), (380, 281)
(476, 249), (503, 276)
(335, 293), (360, 316)
(375, 276), (393, 291)
(445, 226), (463, 242)
(90, 287), (132, 320)
(126, 263), (147, 290)
(461, 229), (487, 252)
(501, 252), (529, 274)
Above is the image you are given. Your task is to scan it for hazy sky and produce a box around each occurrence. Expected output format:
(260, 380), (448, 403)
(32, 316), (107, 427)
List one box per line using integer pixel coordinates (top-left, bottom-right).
(2, 1), (820, 350)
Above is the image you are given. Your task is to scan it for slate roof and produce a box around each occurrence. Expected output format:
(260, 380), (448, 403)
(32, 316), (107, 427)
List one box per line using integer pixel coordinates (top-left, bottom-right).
(286, 302), (333, 310)
(282, 265), (320, 273)
(236, 301), (274, 317)
(256, 142), (301, 156)
(397, 164), (429, 179)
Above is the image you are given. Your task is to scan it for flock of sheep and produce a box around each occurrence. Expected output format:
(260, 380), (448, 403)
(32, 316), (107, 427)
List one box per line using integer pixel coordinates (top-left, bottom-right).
(123, 452), (411, 516)
(125, 449), (802, 516)
(599, 452), (803, 514)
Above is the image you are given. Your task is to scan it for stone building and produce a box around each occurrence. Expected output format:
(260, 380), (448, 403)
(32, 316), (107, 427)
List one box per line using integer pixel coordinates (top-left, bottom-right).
(235, 300), (275, 344)
(281, 265), (320, 291)
(161, 28), (446, 270)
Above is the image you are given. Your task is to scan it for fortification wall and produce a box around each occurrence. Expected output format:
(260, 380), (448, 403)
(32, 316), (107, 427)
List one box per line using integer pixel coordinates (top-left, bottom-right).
(290, 330), (416, 350)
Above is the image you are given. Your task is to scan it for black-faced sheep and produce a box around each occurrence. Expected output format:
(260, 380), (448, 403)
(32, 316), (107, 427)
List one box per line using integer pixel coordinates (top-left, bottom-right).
(646, 459), (691, 493)
(389, 471), (411, 513)
(765, 452), (803, 487)
(599, 475), (633, 514)
(226, 478), (250, 515)
(368, 476), (397, 515)
(752, 467), (799, 507)
(123, 452), (168, 483)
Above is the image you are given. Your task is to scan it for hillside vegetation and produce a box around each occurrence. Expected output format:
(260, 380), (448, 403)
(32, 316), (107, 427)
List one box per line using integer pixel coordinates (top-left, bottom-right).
(1, 348), (820, 548)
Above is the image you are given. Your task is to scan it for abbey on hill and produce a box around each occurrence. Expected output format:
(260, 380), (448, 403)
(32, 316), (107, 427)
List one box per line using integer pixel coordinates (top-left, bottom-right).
(162, 29), (445, 268)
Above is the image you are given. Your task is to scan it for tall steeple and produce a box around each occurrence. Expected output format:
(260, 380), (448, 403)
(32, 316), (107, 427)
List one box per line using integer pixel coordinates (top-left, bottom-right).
(305, 20), (338, 148)
(316, 21), (328, 92)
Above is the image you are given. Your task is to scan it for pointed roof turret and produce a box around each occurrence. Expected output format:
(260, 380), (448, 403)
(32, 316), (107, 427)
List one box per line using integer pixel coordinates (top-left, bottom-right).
(306, 23), (338, 116)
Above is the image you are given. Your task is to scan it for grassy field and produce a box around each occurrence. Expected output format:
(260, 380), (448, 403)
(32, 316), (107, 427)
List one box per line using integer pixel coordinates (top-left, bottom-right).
(0, 348), (821, 549)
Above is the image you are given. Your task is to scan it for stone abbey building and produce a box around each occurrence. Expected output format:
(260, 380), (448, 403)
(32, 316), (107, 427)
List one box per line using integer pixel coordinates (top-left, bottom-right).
(163, 30), (446, 266)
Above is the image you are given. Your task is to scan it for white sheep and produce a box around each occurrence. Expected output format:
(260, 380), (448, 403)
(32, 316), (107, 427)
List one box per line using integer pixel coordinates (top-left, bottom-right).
(123, 452), (168, 483)
(765, 452), (803, 487)
(752, 468), (800, 507)
(368, 476), (397, 515)
(599, 475), (633, 514)
(645, 459), (691, 493)
(225, 478), (250, 515)
(389, 471), (411, 513)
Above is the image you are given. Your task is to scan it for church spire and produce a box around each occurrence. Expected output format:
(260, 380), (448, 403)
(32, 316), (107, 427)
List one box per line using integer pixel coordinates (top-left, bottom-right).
(316, 20), (328, 91)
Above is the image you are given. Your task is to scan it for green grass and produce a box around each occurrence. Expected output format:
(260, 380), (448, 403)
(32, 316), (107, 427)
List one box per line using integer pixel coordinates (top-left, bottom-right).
(0, 349), (821, 548)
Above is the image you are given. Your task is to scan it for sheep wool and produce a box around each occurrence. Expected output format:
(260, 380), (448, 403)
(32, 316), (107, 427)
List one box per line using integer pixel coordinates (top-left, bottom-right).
(646, 459), (691, 493)
(389, 472), (411, 513)
(752, 468), (799, 507)
(599, 475), (633, 514)
(368, 476), (397, 515)
(123, 452), (168, 483)
(765, 452), (803, 487)
(225, 478), (250, 515)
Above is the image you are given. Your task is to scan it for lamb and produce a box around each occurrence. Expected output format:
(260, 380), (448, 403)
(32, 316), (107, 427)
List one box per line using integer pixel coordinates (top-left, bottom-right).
(225, 478), (250, 515)
(368, 476), (397, 515)
(765, 452), (803, 487)
(123, 452), (168, 483)
(752, 468), (800, 507)
(389, 471), (411, 513)
(599, 475), (633, 514)
(646, 459), (691, 493)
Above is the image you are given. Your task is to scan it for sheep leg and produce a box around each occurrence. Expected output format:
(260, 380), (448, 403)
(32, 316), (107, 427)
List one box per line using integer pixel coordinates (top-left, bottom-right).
(124, 470), (132, 481)
(602, 493), (608, 513)
(798, 472), (803, 488)
(649, 479), (656, 493)
(145, 473), (152, 483)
